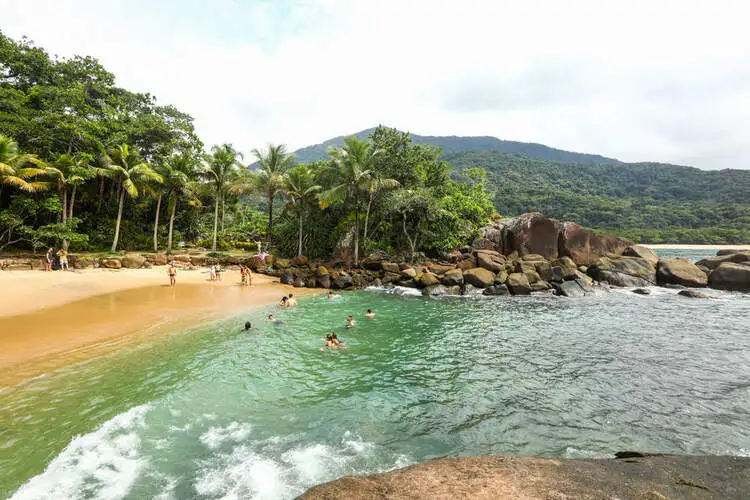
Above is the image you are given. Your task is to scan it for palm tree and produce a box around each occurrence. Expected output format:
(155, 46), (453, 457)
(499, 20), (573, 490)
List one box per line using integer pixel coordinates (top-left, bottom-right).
(250, 144), (295, 249)
(284, 164), (322, 257)
(319, 137), (383, 265)
(50, 153), (95, 223)
(101, 144), (163, 252)
(202, 144), (242, 253)
(163, 155), (199, 253)
(361, 173), (400, 254)
(0, 134), (50, 195)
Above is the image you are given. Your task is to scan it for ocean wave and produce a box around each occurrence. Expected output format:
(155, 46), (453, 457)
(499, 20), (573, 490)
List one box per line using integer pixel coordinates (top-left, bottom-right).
(364, 285), (422, 297)
(199, 421), (253, 450)
(11, 404), (152, 500)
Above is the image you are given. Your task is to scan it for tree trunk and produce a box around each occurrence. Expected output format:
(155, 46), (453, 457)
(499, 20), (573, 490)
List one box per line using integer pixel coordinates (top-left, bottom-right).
(402, 212), (417, 263)
(212, 191), (219, 252)
(353, 190), (360, 265)
(298, 210), (304, 257)
(97, 177), (105, 212)
(221, 191), (225, 235)
(266, 191), (274, 249)
(363, 194), (374, 256)
(153, 193), (162, 252)
(167, 198), (176, 253)
(111, 188), (125, 252)
(69, 185), (77, 219)
(61, 188), (67, 223)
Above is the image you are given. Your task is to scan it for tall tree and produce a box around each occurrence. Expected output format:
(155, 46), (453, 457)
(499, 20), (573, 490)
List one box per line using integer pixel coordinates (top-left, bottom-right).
(162, 155), (199, 253)
(361, 173), (400, 254)
(202, 144), (242, 252)
(101, 144), (162, 252)
(50, 153), (95, 223)
(319, 137), (382, 265)
(251, 144), (295, 249)
(284, 164), (321, 257)
(0, 135), (50, 194)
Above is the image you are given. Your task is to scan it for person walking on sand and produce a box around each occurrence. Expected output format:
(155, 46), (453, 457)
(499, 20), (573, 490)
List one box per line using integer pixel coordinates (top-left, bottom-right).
(168, 262), (177, 287)
(57, 247), (69, 271)
(45, 248), (54, 272)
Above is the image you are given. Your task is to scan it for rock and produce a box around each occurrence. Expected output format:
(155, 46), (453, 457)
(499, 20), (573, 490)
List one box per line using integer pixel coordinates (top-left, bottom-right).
(553, 280), (588, 298)
(463, 268), (495, 288)
(422, 284), (448, 296)
(101, 258), (122, 269)
(458, 258), (477, 271)
(656, 259), (708, 288)
(172, 254), (191, 263)
(300, 455), (750, 500)
(443, 286), (462, 296)
(316, 265), (329, 276)
(505, 213), (559, 259)
(696, 252), (750, 270)
(154, 253), (168, 265)
(281, 270), (294, 285)
(276, 258), (291, 269)
(514, 261), (537, 274)
(441, 268), (464, 286)
(483, 284), (510, 296)
(190, 255), (207, 266)
(416, 272), (439, 288)
(73, 256), (94, 269)
(558, 221), (631, 266)
(717, 249), (746, 256)
(494, 270), (509, 284)
(524, 270), (542, 284)
(587, 256), (656, 287)
(381, 262), (400, 274)
(678, 289), (710, 299)
(332, 275), (354, 290)
(120, 255), (146, 269)
(471, 237), (495, 250)
(506, 273), (531, 295)
(551, 256), (578, 279)
(632, 288), (651, 295)
(708, 262), (750, 291)
(573, 270), (593, 286)
(316, 275), (331, 288)
(477, 252), (504, 273)
(530, 280), (552, 292)
(293, 255), (308, 266)
(521, 253), (547, 262)
(621, 245), (660, 266)
(400, 267), (417, 279)
(426, 263), (456, 275)
(399, 278), (417, 288)
(381, 272), (400, 284)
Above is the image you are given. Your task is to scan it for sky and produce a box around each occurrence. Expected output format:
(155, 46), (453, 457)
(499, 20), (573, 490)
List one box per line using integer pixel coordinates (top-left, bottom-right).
(2, 0), (750, 169)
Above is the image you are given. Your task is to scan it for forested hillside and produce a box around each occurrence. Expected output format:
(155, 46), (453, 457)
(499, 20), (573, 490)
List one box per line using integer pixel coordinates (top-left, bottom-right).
(292, 127), (622, 165)
(445, 151), (750, 243)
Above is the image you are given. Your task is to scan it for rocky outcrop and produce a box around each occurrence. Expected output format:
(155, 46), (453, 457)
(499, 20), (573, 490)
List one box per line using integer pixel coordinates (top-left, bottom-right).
(463, 268), (495, 288)
(657, 259), (708, 288)
(301, 454), (750, 500)
(440, 269), (464, 286)
(696, 252), (750, 270)
(708, 262), (750, 291)
(416, 272), (439, 288)
(120, 255), (146, 269)
(553, 279), (590, 297)
(679, 289), (711, 299)
(100, 258), (122, 269)
(587, 256), (656, 287)
(483, 284), (510, 296)
(558, 221), (631, 266)
(506, 273), (531, 295)
(621, 245), (660, 266)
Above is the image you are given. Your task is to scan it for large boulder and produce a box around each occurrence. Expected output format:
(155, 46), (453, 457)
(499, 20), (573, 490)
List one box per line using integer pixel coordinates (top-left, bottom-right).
(621, 245), (660, 266)
(381, 262), (400, 274)
(316, 275), (331, 288)
(332, 275), (354, 290)
(121, 255), (146, 269)
(400, 267), (417, 279)
(293, 255), (309, 267)
(553, 280), (589, 298)
(708, 262), (750, 291)
(416, 272), (439, 288)
(476, 252), (504, 273)
(506, 273), (531, 295)
(276, 258), (292, 269)
(422, 284), (448, 296)
(154, 253), (168, 265)
(172, 254), (191, 264)
(656, 259), (708, 288)
(551, 256), (578, 279)
(587, 256), (656, 287)
(73, 256), (94, 269)
(101, 258), (122, 269)
(504, 213), (559, 259)
(471, 237), (495, 250)
(558, 221), (631, 266)
(441, 268), (464, 286)
(696, 252), (750, 270)
(463, 268), (495, 288)
(281, 270), (294, 285)
(426, 263), (456, 275)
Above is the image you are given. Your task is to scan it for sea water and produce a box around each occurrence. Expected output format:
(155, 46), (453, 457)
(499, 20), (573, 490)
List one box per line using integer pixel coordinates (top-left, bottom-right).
(2, 252), (749, 499)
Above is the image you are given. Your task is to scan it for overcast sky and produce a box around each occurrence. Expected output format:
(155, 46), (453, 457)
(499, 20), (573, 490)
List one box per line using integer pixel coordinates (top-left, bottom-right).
(3, 0), (749, 169)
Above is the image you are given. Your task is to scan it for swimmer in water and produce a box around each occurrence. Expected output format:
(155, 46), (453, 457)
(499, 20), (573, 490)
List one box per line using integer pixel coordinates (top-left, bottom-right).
(244, 321), (256, 331)
(267, 314), (285, 326)
(287, 293), (297, 306)
(327, 291), (338, 300)
(346, 315), (355, 328)
(365, 308), (374, 317)
(331, 332), (343, 345)
(280, 296), (289, 307)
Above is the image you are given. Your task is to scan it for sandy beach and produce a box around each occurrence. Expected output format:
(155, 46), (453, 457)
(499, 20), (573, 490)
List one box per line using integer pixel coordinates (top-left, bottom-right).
(0, 267), (318, 386)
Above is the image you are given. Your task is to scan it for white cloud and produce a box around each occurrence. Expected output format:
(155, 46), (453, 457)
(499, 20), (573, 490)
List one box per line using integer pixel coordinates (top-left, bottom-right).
(2, 0), (749, 169)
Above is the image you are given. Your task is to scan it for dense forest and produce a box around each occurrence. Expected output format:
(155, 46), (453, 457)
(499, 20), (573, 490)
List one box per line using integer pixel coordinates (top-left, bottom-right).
(0, 32), (493, 261)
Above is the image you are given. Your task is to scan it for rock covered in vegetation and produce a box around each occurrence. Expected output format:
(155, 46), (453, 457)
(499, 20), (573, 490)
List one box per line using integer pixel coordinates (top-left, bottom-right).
(708, 262), (750, 291)
(300, 454), (750, 499)
(656, 258), (708, 287)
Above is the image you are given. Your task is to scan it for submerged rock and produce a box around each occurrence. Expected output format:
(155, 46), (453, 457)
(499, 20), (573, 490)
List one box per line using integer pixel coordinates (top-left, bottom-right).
(632, 288), (651, 295)
(678, 289), (711, 299)
(301, 454), (750, 500)
(553, 280), (589, 298)
(483, 284), (510, 296)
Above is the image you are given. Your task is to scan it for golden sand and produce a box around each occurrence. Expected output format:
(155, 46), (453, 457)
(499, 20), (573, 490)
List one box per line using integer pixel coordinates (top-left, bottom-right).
(0, 267), (317, 386)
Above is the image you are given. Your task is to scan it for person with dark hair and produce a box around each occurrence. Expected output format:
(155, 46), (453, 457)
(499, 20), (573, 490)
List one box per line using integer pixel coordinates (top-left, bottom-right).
(346, 315), (355, 328)
(45, 248), (54, 272)
(167, 262), (177, 286)
(244, 321), (256, 331)
(280, 296), (289, 307)
(365, 309), (375, 317)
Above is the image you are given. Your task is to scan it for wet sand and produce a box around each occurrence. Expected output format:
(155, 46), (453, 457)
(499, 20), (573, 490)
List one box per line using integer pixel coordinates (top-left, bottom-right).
(0, 268), (318, 386)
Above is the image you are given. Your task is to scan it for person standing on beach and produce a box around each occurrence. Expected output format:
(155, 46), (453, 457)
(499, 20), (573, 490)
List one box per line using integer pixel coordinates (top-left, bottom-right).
(57, 247), (69, 271)
(209, 264), (216, 281)
(168, 262), (177, 287)
(45, 248), (54, 272)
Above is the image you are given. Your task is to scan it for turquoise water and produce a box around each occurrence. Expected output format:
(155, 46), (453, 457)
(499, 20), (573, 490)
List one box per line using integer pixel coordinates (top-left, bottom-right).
(2, 251), (750, 498)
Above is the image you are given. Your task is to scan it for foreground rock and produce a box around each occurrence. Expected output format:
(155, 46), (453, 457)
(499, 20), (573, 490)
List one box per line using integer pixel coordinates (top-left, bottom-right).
(587, 256), (656, 287)
(301, 454), (750, 500)
(708, 262), (750, 291)
(656, 258), (708, 288)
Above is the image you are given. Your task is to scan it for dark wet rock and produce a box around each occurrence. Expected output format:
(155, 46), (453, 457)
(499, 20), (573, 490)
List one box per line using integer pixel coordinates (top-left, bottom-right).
(708, 262), (750, 291)
(632, 288), (651, 295)
(332, 275), (354, 290)
(657, 258), (708, 288)
(483, 284), (510, 296)
(662, 283), (686, 290)
(316, 275), (331, 289)
(281, 270), (294, 285)
(301, 454), (750, 500)
(717, 249), (747, 256)
(380, 272), (400, 285)
(463, 267), (495, 288)
(399, 278), (417, 288)
(506, 273), (531, 295)
(441, 268), (464, 286)
(621, 245), (660, 266)
(678, 289), (711, 299)
(553, 280), (588, 297)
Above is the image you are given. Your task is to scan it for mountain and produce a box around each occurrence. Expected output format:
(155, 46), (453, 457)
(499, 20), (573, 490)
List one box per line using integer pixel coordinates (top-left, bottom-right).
(291, 127), (622, 165)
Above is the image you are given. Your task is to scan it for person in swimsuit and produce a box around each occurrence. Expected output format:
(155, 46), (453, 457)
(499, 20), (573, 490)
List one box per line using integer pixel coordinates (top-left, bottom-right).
(280, 296), (289, 307)
(45, 248), (54, 272)
(56, 247), (69, 271)
(267, 314), (285, 326)
(365, 309), (375, 317)
(209, 264), (216, 281)
(346, 315), (355, 328)
(168, 262), (177, 286)
(331, 333), (343, 345)
(287, 293), (297, 306)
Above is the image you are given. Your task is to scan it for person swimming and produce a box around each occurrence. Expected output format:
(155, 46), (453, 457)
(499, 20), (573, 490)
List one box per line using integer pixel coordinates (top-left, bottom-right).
(267, 314), (285, 326)
(280, 296), (289, 307)
(365, 309), (374, 317)
(244, 321), (256, 331)
(331, 332), (343, 345)
(346, 315), (355, 328)
(327, 291), (339, 300)
(287, 293), (297, 306)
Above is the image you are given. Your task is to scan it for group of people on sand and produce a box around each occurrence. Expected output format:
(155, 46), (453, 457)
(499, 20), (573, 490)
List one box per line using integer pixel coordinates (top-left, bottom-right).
(45, 247), (69, 272)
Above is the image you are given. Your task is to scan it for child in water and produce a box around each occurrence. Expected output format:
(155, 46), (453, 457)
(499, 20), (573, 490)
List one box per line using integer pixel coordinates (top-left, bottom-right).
(365, 309), (374, 317)
(346, 316), (355, 328)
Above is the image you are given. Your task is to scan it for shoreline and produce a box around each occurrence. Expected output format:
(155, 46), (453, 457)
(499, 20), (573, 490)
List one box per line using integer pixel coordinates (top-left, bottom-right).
(0, 267), (319, 387)
(642, 244), (750, 250)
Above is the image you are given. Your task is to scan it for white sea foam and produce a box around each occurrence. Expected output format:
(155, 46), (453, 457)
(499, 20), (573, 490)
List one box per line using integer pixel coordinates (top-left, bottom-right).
(11, 404), (152, 500)
(194, 445), (288, 500)
(365, 285), (422, 297)
(199, 421), (253, 450)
